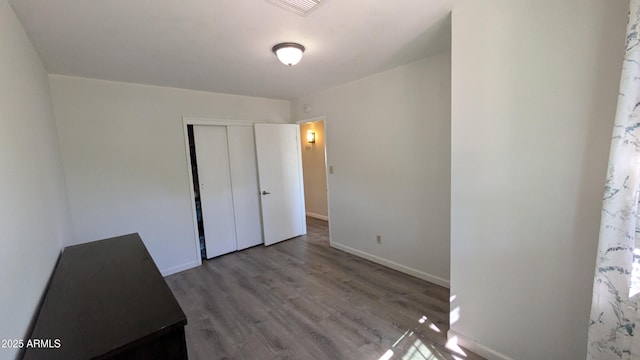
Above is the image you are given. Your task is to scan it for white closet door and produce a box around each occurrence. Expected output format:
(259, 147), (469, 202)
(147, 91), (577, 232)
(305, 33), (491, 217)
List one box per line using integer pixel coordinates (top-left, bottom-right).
(254, 124), (306, 246)
(193, 125), (237, 259)
(227, 126), (263, 250)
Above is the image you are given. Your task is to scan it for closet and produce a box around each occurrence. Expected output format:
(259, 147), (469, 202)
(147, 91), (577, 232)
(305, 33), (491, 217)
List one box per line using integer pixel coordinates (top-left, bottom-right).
(192, 124), (263, 259)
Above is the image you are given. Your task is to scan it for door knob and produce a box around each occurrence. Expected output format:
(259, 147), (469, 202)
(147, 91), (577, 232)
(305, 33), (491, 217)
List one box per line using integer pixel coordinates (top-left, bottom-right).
(262, 191), (271, 195)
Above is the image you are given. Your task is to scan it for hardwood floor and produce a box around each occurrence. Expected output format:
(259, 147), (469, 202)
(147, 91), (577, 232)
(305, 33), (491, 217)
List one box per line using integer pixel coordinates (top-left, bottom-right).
(165, 218), (483, 360)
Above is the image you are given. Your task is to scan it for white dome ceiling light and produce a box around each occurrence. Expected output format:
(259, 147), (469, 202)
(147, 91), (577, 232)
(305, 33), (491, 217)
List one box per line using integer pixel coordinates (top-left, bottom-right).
(272, 43), (305, 66)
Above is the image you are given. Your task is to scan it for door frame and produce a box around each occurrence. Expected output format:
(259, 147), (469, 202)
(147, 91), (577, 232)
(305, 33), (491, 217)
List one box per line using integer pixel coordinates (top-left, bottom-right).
(182, 117), (264, 267)
(296, 116), (332, 242)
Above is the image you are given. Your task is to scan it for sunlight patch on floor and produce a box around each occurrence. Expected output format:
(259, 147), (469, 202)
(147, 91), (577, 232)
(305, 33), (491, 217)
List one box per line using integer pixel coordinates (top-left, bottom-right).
(445, 336), (467, 357)
(379, 349), (395, 360)
(429, 323), (441, 333)
(376, 315), (468, 360)
(402, 339), (447, 360)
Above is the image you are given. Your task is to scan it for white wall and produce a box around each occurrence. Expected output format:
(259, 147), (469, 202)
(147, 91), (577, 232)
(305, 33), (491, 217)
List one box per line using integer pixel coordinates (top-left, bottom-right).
(450, 1), (627, 359)
(300, 120), (328, 219)
(0, 3), (73, 360)
(49, 75), (290, 275)
(292, 53), (451, 286)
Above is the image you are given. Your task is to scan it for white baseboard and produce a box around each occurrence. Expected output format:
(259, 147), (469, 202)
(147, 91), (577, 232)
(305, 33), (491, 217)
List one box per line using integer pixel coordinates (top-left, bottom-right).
(306, 211), (328, 221)
(160, 260), (199, 277)
(447, 329), (513, 360)
(330, 241), (450, 288)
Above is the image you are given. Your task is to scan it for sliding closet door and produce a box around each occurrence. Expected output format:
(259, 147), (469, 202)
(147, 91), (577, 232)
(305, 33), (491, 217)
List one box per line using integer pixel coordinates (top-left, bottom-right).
(193, 125), (237, 259)
(227, 126), (263, 250)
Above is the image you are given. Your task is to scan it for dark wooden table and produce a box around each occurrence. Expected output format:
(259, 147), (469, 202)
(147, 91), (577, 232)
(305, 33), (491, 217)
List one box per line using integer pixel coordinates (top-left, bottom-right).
(23, 233), (188, 360)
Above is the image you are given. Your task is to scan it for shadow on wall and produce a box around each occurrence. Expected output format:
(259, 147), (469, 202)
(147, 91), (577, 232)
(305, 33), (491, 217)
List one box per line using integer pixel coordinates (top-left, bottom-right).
(380, 13), (451, 71)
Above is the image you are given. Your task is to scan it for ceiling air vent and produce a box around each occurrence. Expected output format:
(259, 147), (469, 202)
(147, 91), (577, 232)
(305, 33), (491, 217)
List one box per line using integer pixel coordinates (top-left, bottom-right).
(266, 0), (327, 17)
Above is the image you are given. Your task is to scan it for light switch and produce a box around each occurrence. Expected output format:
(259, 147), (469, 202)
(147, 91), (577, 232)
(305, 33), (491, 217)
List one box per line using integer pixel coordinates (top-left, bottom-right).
(329, 165), (334, 174)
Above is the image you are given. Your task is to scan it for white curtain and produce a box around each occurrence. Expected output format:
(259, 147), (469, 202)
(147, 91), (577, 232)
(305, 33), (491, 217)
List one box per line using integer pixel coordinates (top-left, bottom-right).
(588, 1), (640, 359)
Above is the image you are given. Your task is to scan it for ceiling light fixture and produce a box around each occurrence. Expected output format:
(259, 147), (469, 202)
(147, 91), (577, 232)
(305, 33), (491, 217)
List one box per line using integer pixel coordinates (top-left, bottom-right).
(272, 42), (305, 66)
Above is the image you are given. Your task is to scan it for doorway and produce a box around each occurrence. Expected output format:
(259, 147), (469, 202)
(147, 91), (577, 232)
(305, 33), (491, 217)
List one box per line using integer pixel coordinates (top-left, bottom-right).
(298, 117), (329, 230)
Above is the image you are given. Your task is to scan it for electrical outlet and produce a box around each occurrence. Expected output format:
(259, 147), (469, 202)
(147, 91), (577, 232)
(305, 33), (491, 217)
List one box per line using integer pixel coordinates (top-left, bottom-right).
(376, 235), (382, 244)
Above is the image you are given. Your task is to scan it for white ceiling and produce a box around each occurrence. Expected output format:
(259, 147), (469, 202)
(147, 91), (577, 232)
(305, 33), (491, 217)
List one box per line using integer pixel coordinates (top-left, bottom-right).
(9, 0), (453, 100)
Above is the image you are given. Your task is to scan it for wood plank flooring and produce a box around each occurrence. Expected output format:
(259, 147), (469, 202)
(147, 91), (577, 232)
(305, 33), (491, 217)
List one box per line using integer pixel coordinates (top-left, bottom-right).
(165, 218), (483, 360)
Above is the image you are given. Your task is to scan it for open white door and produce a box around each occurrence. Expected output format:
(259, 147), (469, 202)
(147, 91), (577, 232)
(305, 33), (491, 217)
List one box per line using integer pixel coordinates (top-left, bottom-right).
(254, 124), (306, 246)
